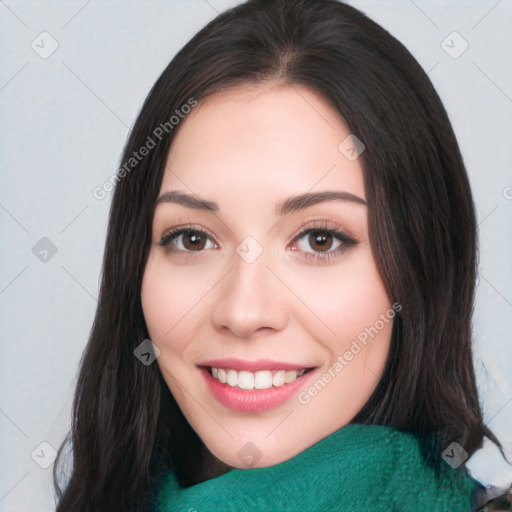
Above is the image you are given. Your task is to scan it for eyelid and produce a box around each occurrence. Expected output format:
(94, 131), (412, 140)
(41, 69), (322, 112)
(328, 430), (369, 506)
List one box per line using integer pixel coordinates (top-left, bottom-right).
(289, 220), (358, 245)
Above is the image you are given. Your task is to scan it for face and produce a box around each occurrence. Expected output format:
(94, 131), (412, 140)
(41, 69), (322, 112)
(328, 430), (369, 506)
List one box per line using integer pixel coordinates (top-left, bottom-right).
(141, 84), (394, 468)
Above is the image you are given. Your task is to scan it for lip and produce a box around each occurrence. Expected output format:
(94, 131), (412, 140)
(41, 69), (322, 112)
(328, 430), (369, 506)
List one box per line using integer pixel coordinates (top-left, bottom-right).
(199, 363), (318, 412)
(199, 358), (311, 372)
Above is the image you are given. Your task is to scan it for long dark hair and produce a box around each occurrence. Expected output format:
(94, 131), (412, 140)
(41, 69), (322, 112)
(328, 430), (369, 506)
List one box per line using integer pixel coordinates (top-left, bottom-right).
(54, 0), (497, 510)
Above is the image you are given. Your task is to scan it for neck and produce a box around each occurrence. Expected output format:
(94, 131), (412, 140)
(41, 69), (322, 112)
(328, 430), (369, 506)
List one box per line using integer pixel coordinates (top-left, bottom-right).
(168, 396), (232, 486)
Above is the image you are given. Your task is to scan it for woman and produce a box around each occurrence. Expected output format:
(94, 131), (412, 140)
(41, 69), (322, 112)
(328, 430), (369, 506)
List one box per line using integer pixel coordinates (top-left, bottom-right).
(53, 0), (506, 510)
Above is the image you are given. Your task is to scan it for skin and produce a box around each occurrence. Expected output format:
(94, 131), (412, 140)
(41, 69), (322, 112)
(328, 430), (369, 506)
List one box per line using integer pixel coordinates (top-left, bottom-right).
(141, 83), (393, 469)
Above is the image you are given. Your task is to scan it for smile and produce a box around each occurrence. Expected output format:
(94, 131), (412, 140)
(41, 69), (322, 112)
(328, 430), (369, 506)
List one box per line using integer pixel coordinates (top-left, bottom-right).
(209, 367), (308, 390)
(198, 359), (318, 412)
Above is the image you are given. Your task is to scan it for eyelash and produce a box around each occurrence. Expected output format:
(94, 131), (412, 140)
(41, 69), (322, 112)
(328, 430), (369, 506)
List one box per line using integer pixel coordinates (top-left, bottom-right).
(158, 221), (358, 263)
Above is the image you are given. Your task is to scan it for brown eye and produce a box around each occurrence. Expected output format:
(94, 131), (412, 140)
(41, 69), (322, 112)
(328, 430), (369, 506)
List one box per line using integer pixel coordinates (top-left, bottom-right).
(182, 231), (207, 251)
(308, 231), (334, 252)
(290, 225), (358, 261)
(159, 228), (216, 253)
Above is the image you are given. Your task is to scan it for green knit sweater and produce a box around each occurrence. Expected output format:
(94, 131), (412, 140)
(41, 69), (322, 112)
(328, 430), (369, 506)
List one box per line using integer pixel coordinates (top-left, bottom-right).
(154, 424), (480, 511)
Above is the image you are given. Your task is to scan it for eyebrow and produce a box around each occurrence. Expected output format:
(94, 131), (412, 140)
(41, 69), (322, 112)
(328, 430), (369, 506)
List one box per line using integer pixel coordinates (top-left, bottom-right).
(155, 190), (367, 214)
(155, 190), (219, 211)
(275, 191), (367, 215)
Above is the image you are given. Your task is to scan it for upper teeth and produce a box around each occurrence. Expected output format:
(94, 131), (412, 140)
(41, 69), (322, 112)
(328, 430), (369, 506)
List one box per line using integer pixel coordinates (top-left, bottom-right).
(210, 368), (307, 390)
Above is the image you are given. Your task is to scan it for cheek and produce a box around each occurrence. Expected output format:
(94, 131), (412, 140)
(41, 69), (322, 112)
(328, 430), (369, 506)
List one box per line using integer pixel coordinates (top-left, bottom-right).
(286, 248), (392, 351)
(141, 255), (207, 354)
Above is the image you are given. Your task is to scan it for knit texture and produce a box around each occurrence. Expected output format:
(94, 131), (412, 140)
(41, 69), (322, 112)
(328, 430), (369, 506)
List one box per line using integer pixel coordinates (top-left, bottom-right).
(153, 423), (479, 511)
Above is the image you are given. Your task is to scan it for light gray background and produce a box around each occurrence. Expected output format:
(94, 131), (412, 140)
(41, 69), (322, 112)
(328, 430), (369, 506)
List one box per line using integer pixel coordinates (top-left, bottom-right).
(1, 1), (511, 510)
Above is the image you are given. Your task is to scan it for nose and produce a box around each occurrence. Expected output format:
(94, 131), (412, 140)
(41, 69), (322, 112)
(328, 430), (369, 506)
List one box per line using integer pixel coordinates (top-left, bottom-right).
(211, 253), (289, 339)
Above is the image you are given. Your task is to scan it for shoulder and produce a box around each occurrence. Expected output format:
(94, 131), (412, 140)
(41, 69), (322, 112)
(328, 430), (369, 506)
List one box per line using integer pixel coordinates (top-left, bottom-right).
(379, 425), (480, 511)
(312, 423), (478, 509)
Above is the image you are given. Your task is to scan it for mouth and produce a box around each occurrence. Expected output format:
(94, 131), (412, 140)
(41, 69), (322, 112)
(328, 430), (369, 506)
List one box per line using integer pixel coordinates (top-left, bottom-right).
(205, 366), (314, 390)
(198, 359), (318, 412)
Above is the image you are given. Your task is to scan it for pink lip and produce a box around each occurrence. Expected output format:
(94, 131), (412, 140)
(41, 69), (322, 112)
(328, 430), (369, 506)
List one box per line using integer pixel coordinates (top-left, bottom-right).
(199, 358), (310, 372)
(199, 365), (318, 412)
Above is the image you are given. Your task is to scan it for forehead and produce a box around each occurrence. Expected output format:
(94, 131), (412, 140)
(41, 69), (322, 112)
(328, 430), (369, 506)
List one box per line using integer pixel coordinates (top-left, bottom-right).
(162, 84), (365, 202)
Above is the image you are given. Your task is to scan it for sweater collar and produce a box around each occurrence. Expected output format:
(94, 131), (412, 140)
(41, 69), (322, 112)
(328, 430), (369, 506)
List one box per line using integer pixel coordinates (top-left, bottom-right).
(155, 423), (479, 511)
